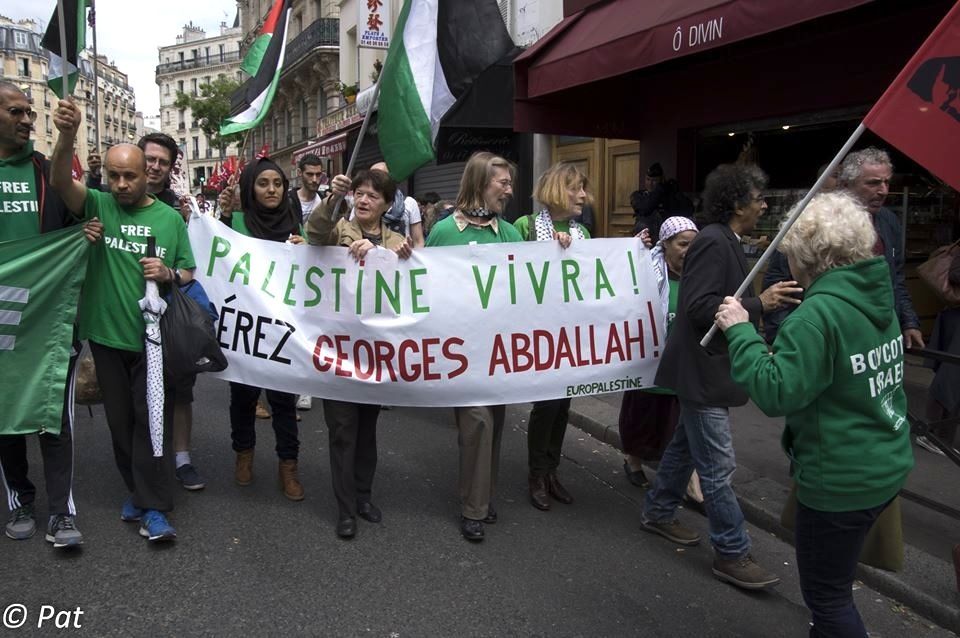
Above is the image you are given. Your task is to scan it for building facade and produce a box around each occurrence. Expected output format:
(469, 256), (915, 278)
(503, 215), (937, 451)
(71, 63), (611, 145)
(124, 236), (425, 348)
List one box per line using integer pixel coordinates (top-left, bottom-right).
(156, 20), (243, 190)
(0, 16), (137, 159)
(238, 0), (340, 181)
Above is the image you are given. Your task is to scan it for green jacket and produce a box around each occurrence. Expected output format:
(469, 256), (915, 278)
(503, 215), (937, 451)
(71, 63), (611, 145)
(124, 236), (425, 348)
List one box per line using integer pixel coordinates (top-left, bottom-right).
(725, 257), (914, 512)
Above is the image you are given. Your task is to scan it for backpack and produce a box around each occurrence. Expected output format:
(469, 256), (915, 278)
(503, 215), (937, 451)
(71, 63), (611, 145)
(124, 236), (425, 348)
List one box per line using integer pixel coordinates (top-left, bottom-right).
(382, 190), (407, 236)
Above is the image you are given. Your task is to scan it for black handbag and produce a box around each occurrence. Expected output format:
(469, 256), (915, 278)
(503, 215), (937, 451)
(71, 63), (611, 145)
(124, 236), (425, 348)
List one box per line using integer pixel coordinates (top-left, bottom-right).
(160, 281), (228, 383)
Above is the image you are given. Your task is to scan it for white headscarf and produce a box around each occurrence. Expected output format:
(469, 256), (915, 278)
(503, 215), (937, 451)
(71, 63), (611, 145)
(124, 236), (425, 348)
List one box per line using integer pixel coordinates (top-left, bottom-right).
(650, 216), (699, 319)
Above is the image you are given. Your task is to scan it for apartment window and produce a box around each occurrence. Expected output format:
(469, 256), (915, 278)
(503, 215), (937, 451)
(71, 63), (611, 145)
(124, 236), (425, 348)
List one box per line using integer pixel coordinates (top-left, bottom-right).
(191, 78), (198, 95)
(204, 46), (210, 63)
(285, 110), (292, 145)
(272, 117), (278, 149)
(45, 115), (51, 133)
(178, 51), (184, 63)
(14, 31), (28, 47)
(317, 87), (327, 119)
(19, 58), (30, 77)
(191, 49), (198, 61)
(164, 83), (169, 96)
(295, 13), (303, 35)
(192, 136), (199, 154)
(177, 80), (184, 93)
(203, 76), (211, 88)
(219, 44), (225, 62)
(300, 100), (309, 139)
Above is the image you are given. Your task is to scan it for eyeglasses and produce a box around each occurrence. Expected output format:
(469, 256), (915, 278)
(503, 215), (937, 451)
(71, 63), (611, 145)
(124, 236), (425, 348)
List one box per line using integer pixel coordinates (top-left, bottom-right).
(5, 106), (37, 122)
(494, 179), (513, 189)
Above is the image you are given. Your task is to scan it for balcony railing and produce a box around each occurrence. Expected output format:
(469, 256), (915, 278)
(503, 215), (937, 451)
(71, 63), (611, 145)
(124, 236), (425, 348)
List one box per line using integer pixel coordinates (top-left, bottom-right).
(283, 18), (338, 71)
(156, 50), (243, 75)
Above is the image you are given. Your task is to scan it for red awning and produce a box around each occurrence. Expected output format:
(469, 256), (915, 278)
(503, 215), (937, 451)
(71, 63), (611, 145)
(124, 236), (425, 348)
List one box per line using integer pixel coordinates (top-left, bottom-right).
(515, 0), (873, 100)
(291, 133), (348, 167)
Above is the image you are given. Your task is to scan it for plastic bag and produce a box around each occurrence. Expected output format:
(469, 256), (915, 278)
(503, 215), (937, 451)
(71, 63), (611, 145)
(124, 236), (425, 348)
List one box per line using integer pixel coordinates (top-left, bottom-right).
(74, 346), (102, 405)
(160, 280), (227, 384)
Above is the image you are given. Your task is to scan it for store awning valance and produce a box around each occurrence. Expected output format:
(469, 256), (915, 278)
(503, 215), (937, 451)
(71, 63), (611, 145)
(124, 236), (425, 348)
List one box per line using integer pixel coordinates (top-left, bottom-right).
(515, 0), (873, 100)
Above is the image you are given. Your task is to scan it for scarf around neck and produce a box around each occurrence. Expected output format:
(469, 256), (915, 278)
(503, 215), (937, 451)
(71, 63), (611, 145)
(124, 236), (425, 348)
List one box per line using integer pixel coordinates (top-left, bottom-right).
(534, 209), (585, 242)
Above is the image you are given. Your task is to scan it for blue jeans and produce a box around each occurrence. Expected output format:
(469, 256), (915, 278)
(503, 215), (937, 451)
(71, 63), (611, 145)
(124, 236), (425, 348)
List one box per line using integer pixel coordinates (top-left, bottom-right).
(641, 399), (750, 559)
(795, 499), (890, 638)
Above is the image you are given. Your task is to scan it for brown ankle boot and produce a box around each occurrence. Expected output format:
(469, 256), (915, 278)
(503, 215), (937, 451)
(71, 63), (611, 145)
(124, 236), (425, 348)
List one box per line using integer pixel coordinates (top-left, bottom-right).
(529, 474), (550, 511)
(279, 459), (304, 501)
(235, 449), (254, 486)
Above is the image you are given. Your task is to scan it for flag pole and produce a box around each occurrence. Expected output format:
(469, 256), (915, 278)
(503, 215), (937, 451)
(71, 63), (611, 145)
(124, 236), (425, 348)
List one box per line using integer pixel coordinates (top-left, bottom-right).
(700, 123), (867, 348)
(56, 0), (70, 99)
(89, 0), (101, 151)
(330, 79), (382, 220)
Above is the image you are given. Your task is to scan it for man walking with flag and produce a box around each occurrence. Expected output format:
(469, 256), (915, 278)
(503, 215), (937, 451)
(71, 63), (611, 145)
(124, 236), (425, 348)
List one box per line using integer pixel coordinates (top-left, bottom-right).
(0, 81), (101, 549)
(50, 98), (195, 543)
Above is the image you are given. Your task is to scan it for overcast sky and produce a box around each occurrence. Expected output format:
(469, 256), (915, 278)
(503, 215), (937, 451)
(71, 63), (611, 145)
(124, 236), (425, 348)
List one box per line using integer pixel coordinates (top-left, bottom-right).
(6, 0), (240, 116)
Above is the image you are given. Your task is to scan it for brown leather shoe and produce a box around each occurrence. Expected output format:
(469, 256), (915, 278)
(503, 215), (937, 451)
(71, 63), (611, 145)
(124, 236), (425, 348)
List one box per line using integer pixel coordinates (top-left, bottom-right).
(279, 459), (304, 501)
(529, 474), (550, 511)
(547, 472), (573, 504)
(235, 449), (254, 486)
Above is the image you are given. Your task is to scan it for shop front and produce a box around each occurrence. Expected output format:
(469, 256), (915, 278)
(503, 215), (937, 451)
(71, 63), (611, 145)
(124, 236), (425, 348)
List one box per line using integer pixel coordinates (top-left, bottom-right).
(514, 0), (958, 329)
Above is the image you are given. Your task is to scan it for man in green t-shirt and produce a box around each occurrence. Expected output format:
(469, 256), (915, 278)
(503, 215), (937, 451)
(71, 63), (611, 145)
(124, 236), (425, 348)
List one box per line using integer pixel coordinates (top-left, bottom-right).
(0, 81), (101, 550)
(51, 98), (195, 543)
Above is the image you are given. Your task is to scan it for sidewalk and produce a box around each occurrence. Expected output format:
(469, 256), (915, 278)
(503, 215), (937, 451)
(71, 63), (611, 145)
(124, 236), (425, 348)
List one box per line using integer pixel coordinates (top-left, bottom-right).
(566, 355), (960, 633)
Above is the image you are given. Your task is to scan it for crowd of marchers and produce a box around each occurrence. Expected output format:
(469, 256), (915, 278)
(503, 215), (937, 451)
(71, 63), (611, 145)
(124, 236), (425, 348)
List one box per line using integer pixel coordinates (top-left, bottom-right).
(4, 81), (958, 638)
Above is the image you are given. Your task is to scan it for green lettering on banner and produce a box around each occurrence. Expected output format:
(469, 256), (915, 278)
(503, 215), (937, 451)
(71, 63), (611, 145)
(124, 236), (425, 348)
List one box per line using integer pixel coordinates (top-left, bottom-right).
(260, 261), (277, 298)
(207, 236), (231, 276)
(526, 262), (550, 304)
(304, 267), (323, 307)
(355, 269), (364, 315)
(508, 260), (517, 304)
(331, 268), (345, 312)
(375, 270), (401, 314)
(410, 268), (429, 313)
(594, 259), (615, 298)
(229, 252), (251, 285)
(472, 265), (497, 309)
(561, 260), (583, 302)
(283, 264), (300, 306)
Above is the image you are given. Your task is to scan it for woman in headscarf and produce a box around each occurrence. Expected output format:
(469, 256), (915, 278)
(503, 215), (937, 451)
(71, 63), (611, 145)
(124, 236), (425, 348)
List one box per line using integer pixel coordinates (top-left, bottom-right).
(306, 168), (411, 539)
(513, 162), (591, 511)
(221, 158), (306, 502)
(618, 217), (699, 489)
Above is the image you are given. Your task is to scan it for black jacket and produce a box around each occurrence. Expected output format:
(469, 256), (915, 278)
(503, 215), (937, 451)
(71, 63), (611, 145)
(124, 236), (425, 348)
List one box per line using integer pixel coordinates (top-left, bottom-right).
(31, 151), (81, 233)
(654, 223), (764, 406)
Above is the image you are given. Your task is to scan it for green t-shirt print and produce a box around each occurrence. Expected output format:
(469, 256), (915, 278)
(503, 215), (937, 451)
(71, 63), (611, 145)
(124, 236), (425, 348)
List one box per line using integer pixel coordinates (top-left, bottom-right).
(79, 190), (196, 352)
(0, 155), (40, 242)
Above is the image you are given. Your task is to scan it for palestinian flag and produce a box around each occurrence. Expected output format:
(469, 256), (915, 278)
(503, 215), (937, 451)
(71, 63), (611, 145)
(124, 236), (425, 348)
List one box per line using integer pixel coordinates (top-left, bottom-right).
(221, 0), (292, 136)
(41, 0), (89, 99)
(377, 0), (514, 180)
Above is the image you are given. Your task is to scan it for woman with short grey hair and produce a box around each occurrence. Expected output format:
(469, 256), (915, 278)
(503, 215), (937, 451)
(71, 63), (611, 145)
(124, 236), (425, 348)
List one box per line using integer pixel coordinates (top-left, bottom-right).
(716, 191), (914, 637)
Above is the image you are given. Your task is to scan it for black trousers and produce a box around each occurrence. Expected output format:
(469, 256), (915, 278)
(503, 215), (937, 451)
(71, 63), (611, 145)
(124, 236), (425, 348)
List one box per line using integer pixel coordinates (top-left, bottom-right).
(90, 341), (175, 512)
(323, 399), (379, 517)
(0, 349), (79, 518)
(527, 398), (571, 476)
(229, 383), (299, 460)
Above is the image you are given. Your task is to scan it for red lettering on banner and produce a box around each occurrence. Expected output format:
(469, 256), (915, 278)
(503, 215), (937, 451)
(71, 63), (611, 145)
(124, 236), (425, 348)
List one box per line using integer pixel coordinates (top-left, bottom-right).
(444, 338), (468, 379)
(605, 325), (625, 364)
(422, 337), (442, 381)
(623, 320), (645, 359)
(398, 339), (420, 382)
(334, 335), (353, 377)
(374, 341), (398, 382)
(555, 329), (576, 369)
(313, 335), (334, 372)
(512, 333), (533, 372)
(534, 329), (554, 371)
(489, 334), (510, 375)
(354, 340), (375, 380)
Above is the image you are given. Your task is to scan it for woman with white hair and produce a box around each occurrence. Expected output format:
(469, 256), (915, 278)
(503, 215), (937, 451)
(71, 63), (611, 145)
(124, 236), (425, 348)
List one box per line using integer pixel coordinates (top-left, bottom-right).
(618, 217), (698, 489)
(716, 192), (914, 637)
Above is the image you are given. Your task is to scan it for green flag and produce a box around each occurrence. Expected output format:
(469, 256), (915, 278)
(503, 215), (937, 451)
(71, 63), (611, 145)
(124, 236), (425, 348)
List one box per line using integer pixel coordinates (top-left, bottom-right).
(41, 0), (89, 99)
(0, 226), (90, 436)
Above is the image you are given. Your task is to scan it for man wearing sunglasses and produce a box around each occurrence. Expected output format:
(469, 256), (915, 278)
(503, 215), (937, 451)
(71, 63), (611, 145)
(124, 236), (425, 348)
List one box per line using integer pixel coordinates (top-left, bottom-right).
(0, 81), (102, 549)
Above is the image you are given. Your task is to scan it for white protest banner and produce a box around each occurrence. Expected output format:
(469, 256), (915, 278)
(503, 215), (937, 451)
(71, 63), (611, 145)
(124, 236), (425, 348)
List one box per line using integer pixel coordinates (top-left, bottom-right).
(190, 215), (665, 406)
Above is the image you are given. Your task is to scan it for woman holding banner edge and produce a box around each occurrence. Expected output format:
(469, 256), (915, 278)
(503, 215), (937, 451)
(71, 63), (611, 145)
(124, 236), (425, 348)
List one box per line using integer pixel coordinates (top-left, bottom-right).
(513, 162), (593, 511)
(221, 158), (307, 502)
(306, 167), (412, 539)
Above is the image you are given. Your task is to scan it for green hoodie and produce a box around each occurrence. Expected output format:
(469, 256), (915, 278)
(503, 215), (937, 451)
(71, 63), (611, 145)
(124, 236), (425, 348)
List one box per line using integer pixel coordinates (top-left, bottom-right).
(725, 257), (914, 512)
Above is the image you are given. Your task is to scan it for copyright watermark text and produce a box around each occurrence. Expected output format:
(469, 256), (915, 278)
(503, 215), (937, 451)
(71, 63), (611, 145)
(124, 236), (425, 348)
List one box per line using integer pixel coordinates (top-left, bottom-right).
(3, 604), (83, 629)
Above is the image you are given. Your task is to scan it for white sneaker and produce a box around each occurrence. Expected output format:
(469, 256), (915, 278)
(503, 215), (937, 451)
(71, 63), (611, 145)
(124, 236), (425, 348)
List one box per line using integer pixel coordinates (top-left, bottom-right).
(916, 435), (946, 456)
(296, 395), (312, 411)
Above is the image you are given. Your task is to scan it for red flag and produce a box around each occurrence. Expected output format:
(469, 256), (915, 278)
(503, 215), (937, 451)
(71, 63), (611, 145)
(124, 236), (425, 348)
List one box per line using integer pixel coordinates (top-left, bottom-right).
(255, 143), (270, 159)
(864, 1), (960, 190)
(71, 154), (84, 181)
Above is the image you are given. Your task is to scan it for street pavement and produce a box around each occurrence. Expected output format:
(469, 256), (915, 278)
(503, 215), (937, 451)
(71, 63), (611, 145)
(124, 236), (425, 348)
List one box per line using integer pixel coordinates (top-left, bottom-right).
(1, 374), (955, 636)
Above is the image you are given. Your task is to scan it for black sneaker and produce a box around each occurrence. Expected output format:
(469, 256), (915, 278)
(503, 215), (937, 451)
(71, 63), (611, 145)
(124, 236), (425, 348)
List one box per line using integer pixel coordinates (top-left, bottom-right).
(176, 464), (207, 491)
(45, 514), (83, 548)
(5, 504), (36, 540)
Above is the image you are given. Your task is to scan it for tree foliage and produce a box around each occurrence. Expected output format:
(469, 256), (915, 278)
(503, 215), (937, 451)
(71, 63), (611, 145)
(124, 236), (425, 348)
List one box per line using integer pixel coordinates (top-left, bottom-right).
(174, 77), (243, 155)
